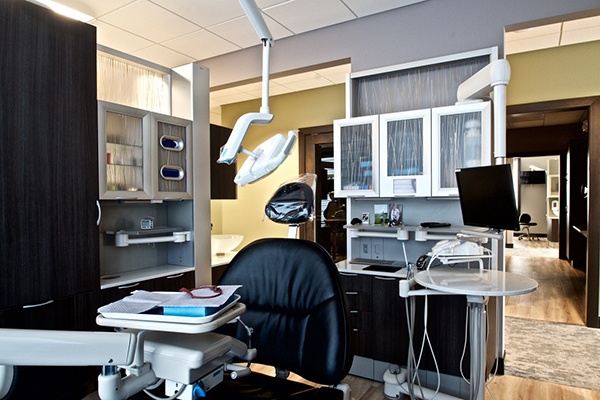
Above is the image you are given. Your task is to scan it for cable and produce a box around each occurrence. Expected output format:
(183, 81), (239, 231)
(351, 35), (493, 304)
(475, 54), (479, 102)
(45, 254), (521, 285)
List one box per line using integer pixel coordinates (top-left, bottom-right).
(459, 305), (470, 385)
(143, 384), (187, 400)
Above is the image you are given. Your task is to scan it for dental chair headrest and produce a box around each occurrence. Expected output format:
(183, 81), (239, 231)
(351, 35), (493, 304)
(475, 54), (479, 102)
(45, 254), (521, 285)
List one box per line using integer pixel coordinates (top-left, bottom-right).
(264, 182), (314, 224)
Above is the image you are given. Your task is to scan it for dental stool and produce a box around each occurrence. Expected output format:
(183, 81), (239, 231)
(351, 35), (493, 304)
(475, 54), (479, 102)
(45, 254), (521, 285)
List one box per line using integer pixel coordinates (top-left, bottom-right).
(208, 238), (354, 400)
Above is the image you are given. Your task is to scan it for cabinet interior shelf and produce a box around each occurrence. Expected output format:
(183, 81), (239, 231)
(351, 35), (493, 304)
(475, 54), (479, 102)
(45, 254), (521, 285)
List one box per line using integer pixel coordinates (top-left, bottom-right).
(106, 227), (191, 247)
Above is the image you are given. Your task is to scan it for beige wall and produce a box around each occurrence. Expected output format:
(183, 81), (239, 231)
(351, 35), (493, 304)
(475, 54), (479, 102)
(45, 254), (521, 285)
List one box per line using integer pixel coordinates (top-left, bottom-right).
(211, 84), (345, 248)
(507, 40), (600, 105)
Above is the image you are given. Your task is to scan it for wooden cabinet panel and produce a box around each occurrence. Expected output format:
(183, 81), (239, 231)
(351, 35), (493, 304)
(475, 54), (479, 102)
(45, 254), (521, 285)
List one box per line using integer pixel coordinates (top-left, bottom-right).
(210, 124), (237, 199)
(339, 272), (373, 357)
(0, 0), (99, 309)
(372, 276), (409, 364)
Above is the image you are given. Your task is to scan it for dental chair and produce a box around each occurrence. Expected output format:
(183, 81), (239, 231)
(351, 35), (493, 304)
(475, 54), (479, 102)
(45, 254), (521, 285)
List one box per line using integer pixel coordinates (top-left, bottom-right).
(208, 238), (354, 399)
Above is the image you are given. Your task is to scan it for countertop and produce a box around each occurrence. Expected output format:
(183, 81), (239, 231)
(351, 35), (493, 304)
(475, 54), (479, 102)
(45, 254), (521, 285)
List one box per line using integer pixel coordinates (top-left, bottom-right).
(336, 259), (408, 279)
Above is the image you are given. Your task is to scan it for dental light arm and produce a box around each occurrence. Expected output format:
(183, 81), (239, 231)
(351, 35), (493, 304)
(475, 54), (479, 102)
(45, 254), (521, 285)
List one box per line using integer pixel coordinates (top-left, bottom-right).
(456, 59), (511, 160)
(217, 0), (274, 165)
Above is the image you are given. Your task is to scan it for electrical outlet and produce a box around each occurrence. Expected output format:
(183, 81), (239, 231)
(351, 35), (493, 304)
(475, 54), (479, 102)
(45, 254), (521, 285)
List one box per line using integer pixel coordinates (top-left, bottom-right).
(360, 238), (371, 259)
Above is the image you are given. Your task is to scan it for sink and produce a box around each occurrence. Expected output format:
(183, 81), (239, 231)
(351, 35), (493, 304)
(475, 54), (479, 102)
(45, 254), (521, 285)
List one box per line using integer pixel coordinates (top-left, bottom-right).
(211, 234), (243, 254)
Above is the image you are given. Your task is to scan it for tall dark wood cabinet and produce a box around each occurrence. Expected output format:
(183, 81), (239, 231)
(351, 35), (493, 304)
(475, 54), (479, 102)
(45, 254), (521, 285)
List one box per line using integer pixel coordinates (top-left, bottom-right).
(0, 0), (99, 310)
(0, 2), (100, 397)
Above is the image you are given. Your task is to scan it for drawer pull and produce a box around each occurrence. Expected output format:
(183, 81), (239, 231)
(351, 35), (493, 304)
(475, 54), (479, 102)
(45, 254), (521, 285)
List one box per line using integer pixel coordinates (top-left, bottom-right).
(353, 328), (359, 332)
(374, 276), (396, 281)
(166, 273), (184, 279)
(23, 300), (54, 309)
(339, 272), (358, 277)
(118, 282), (140, 290)
(346, 291), (358, 295)
(350, 310), (359, 314)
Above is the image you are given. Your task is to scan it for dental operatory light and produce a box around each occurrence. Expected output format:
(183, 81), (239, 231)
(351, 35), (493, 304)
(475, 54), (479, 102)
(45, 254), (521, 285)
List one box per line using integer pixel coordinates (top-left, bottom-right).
(217, 0), (297, 186)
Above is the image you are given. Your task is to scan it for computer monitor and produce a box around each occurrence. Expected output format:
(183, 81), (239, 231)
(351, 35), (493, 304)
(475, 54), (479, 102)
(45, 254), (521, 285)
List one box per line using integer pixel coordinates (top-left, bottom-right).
(455, 164), (520, 232)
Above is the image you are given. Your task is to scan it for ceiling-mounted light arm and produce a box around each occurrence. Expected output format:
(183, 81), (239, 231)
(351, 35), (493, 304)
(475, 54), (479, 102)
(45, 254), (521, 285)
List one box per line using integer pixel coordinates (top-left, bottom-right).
(456, 59), (511, 162)
(217, 0), (274, 165)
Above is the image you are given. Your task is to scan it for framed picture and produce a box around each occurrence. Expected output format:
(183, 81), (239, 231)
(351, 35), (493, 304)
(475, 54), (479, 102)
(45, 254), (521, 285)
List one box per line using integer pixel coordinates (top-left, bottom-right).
(374, 204), (388, 225)
(388, 203), (403, 226)
(361, 212), (370, 224)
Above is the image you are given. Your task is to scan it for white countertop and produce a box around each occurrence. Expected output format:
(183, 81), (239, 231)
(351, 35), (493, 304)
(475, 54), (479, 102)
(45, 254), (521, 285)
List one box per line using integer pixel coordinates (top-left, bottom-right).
(211, 252), (237, 267)
(415, 266), (538, 297)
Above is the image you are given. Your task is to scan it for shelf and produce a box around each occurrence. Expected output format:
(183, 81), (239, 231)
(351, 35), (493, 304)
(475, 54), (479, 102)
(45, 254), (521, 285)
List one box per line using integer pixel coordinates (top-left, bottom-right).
(106, 227), (192, 247)
(100, 264), (195, 289)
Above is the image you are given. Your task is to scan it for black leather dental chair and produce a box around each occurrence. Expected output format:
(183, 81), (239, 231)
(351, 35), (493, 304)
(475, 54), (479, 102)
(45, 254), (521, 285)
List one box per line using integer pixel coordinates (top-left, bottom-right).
(208, 238), (354, 399)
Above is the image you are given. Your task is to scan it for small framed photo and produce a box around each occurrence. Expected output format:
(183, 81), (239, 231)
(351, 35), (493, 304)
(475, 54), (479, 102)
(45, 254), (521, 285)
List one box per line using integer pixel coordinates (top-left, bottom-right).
(388, 203), (403, 226)
(361, 212), (370, 224)
(374, 204), (388, 225)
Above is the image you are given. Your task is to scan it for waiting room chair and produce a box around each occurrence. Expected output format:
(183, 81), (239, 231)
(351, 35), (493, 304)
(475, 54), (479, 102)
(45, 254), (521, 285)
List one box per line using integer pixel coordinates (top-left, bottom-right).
(208, 238), (354, 400)
(518, 213), (538, 240)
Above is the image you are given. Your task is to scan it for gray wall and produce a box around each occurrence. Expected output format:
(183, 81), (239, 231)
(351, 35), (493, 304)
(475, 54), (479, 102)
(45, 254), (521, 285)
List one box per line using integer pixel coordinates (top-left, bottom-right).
(199, 0), (600, 88)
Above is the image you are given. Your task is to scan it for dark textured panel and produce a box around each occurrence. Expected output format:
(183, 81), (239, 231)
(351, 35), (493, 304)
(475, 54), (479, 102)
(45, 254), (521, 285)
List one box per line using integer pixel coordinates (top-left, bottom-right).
(0, 0), (99, 308)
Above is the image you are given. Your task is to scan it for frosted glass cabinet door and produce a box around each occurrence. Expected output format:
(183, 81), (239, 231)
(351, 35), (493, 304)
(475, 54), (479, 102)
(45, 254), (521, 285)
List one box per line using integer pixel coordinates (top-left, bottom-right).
(152, 113), (193, 200)
(334, 116), (379, 197)
(98, 101), (152, 200)
(379, 109), (431, 197)
(431, 101), (491, 196)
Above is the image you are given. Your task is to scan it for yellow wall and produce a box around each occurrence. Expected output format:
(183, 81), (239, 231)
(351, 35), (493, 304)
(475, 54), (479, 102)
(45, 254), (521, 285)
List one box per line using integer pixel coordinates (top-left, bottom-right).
(211, 84), (345, 248)
(507, 40), (600, 105)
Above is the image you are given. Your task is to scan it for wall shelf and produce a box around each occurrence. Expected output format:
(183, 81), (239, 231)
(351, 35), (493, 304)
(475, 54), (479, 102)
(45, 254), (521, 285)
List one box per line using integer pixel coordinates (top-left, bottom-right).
(107, 227), (191, 247)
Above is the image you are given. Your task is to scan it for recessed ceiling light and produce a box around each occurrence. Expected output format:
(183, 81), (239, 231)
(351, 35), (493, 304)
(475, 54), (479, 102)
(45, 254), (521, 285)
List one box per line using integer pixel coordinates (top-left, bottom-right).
(27, 0), (93, 23)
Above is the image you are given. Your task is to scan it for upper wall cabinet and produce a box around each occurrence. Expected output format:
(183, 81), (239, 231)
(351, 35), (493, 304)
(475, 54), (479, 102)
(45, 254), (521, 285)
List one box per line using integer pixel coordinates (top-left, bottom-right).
(379, 109), (431, 197)
(153, 113), (193, 200)
(98, 101), (193, 200)
(99, 101), (152, 200)
(334, 116), (379, 197)
(431, 101), (491, 196)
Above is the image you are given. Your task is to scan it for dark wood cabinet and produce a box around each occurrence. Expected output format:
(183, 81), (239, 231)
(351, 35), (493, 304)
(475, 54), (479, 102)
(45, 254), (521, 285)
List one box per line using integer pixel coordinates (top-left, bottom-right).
(210, 124), (237, 199)
(372, 276), (409, 364)
(0, 0), (99, 310)
(338, 272), (373, 357)
(338, 271), (480, 379)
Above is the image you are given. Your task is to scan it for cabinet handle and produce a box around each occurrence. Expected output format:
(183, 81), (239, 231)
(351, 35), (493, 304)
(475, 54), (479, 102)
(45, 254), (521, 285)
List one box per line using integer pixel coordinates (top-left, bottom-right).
(339, 272), (358, 277)
(23, 300), (54, 309)
(350, 310), (359, 314)
(353, 328), (359, 332)
(116, 196), (139, 200)
(374, 276), (396, 281)
(118, 282), (140, 289)
(346, 291), (358, 295)
(166, 273), (184, 279)
(96, 200), (102, 226)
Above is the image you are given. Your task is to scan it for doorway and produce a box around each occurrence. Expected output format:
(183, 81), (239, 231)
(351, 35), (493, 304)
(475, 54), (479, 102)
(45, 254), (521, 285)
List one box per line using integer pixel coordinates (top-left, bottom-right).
(507, 97), (598, 327)
(298, 125), (347, 262)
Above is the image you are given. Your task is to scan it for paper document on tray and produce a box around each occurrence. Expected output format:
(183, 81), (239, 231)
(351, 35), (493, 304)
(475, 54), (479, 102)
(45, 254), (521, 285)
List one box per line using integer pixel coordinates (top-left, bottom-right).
(98, 285), (241, 314)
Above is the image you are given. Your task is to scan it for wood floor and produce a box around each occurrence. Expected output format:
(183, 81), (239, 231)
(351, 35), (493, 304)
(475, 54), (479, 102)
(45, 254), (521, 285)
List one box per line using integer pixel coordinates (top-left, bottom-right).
(254, 239), (600, 399)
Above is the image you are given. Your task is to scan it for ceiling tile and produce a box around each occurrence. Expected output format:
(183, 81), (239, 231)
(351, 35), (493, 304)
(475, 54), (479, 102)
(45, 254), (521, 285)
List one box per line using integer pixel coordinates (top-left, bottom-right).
(163, 29), (242, 60)
(57, 0), (135, 19)
(262, 0), (356, 34)
(149, 0), (245, 28)
(314, 64), (350, 83)
(131, 44), (196, 68)
(208, 15), (293, 48)
(92, 20), (154, 54)
(342, 0), (426, 18)
(99, 0), (199, 43)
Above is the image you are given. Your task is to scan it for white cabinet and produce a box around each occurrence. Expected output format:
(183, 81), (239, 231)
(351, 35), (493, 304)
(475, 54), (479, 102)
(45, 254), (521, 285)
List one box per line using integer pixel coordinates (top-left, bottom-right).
(98, 101), (193, 200)
(431, 101), (491, 196)
(379, 109), (431, 197)
(334, 115), (379, 197)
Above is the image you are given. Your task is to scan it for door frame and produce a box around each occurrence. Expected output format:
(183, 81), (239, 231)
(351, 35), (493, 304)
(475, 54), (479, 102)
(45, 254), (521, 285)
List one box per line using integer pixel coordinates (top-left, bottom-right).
(298, 125), (334, 242)
(507, 96), (600, 328)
